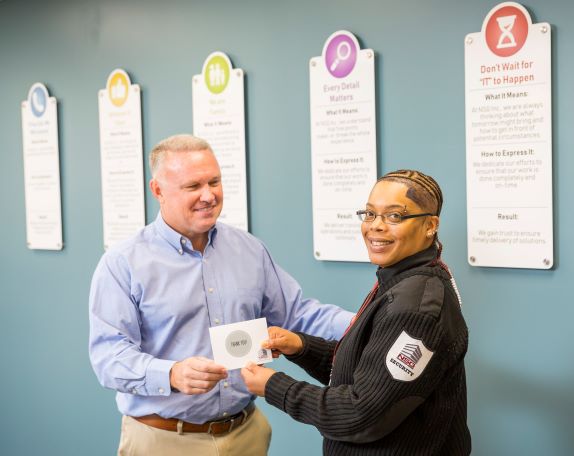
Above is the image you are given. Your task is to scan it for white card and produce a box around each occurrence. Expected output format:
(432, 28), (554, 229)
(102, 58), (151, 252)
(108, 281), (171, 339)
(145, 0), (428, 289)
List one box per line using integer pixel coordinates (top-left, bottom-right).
(209, 317), (273, 370)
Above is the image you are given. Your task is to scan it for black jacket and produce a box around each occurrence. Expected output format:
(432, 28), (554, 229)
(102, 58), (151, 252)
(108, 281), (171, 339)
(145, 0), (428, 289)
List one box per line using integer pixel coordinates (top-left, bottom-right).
(265, 246), (471, 455)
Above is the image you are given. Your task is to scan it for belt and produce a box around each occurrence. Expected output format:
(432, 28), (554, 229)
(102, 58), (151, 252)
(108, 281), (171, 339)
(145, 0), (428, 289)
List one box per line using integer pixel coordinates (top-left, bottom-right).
(132, 402), (255, 435)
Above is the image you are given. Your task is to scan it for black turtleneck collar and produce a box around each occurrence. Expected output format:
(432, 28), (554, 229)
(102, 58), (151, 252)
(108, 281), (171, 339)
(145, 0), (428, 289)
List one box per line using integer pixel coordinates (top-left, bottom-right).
(376, 243), (438, 286)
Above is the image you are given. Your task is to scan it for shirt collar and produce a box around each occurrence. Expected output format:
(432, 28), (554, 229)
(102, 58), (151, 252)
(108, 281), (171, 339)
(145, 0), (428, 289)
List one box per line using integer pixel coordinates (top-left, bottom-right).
(154, 211), (218, 253)
(376, 243), (438, 286)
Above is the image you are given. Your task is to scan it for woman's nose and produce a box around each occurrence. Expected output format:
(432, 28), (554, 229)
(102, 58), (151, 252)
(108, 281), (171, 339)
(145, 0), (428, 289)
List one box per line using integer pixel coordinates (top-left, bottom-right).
(369, 214), (386, 230)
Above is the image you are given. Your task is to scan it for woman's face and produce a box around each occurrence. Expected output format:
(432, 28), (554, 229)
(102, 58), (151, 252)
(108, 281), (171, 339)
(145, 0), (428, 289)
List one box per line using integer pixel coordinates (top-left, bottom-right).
(361, 180), (439, 268)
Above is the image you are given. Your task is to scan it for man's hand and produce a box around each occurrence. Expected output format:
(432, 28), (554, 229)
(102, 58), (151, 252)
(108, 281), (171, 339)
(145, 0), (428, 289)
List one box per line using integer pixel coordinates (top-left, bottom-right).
(169, 357), (227, 395)
(241, 362), (275, 396)
(262, 326), (304, 358)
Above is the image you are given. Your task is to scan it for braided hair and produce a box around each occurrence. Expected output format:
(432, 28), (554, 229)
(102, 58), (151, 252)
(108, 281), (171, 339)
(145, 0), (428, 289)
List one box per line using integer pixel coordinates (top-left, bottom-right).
(378, 169), (443, 216)
(378, 170), (462, 306)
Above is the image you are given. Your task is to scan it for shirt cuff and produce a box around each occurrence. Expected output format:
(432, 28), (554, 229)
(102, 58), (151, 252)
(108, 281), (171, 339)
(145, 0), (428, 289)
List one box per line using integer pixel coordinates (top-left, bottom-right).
(145, 358), (177, 396)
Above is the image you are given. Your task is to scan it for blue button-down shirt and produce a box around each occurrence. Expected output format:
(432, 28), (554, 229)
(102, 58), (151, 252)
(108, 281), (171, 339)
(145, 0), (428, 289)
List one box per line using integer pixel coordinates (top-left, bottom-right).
(89, 213), (353, 423)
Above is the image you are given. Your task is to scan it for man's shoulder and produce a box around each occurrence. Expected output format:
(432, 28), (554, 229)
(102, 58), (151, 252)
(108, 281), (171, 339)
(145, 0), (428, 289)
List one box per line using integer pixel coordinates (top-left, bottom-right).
(101, 223), (156, 260)
(215, 222), (265, 247)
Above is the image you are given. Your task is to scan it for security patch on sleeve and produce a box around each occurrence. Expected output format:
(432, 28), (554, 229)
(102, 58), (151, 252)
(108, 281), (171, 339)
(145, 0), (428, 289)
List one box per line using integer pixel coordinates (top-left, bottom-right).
(385, 331), (434, 381)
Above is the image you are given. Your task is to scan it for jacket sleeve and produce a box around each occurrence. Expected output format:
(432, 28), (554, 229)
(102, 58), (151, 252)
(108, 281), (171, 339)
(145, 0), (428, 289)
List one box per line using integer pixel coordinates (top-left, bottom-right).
(264, 308), (452, 443)
(284, 333), (338, 386)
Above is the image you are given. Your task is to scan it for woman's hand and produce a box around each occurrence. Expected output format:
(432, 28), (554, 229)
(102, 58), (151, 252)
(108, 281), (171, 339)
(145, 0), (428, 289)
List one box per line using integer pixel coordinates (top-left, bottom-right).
(241, 363), (276, 396)
(263, 326), (304, 358)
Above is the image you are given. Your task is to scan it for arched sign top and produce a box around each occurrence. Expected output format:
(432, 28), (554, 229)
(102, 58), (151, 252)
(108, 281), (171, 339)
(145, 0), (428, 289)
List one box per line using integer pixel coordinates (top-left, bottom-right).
(481, 2), (532, 58)
(27, 83), (50, 118)
(201, 51), (234, 95)
(321, 30), (361, 79)
(106, 69), (132, 107)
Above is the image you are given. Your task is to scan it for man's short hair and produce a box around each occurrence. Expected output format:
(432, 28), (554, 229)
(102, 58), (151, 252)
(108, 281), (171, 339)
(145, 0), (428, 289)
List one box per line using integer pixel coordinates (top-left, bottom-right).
(149, 134), (213, 177)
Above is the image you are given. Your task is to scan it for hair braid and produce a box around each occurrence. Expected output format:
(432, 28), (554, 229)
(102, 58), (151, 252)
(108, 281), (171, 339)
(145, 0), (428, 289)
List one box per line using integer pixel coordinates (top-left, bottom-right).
(378, 169), (443, 215)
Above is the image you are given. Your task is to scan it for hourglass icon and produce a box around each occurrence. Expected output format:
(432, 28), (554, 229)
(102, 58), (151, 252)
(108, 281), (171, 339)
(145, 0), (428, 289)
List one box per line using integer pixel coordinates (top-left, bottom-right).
(496, 15), (517, 49)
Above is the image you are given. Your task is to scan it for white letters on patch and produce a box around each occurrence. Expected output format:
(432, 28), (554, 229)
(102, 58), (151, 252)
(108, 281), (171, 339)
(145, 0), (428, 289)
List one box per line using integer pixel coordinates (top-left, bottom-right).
(385, 331), (434, 382)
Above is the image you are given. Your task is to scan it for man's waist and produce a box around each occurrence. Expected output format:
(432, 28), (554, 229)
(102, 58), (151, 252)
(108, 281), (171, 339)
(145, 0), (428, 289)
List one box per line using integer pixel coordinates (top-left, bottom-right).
(116, 384), (253, 423)
(130, 402), (256, 435)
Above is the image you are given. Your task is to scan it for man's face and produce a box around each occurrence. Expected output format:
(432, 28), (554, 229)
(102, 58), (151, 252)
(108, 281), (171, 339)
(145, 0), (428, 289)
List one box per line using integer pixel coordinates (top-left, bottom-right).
(361, 180), (437, 268)
(150, 149), (223, 245)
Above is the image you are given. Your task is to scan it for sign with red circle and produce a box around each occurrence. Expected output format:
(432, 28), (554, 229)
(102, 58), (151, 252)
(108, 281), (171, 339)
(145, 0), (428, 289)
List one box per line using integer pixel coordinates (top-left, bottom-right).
(465, 2), (553, 269)
(484, 4), (529, 57)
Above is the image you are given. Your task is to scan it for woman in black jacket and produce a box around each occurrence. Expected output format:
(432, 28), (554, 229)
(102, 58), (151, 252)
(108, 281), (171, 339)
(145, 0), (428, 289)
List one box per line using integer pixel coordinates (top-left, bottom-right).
(242, 170), (471, 455)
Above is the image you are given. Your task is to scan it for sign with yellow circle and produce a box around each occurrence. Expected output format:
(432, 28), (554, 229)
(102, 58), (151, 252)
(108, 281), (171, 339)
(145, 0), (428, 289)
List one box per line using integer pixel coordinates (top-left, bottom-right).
(106, 69), (131, 107)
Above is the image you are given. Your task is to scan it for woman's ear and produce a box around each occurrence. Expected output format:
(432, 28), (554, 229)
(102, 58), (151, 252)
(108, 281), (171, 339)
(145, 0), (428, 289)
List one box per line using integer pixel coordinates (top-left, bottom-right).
(426, 216), (439, 238)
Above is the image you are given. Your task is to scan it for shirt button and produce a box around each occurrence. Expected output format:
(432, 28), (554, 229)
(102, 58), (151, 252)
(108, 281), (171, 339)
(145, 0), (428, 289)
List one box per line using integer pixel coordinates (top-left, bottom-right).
(223, 381), (229, 388)
(214, 318), (221, 325)
(132, 389), (137, 394)
(223, 412), (228, 417)
(178, 249), (183, 255)
(158, 387), (165, 394)
(203, 259), (208, 263)
(208, 288), (214, 293)
(181, 239), (187, 244)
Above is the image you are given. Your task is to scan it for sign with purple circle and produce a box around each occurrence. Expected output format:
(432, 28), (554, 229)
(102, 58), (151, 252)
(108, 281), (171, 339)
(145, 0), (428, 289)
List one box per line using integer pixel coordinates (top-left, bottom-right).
(323, 31), (359, 78)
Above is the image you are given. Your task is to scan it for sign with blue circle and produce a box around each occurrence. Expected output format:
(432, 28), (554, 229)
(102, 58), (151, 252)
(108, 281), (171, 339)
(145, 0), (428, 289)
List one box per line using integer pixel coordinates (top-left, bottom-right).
(28, 83), (49, 118)
(21, 82), (63, 250)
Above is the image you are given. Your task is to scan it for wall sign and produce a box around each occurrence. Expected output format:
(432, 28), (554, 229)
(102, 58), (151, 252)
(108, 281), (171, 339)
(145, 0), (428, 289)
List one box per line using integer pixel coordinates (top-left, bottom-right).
(193, 52), (248, 231)
(465, 2), (552, 269)
(21, 83), (63, 250)
(98, 69), (145, 250)
(309, 30), (377, 262)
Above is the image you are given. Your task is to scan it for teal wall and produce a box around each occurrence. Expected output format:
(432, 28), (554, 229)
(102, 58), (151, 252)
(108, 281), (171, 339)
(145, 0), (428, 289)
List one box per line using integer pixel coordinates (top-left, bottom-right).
(1, 0), (573, 454)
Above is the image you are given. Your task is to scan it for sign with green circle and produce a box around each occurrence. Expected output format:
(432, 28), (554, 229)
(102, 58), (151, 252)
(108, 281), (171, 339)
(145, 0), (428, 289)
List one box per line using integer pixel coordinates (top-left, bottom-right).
(204, 54), (230, 94)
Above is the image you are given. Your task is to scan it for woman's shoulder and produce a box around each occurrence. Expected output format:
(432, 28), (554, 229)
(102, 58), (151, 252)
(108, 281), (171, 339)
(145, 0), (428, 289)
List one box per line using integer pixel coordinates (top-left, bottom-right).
(382, 267), (454, 319)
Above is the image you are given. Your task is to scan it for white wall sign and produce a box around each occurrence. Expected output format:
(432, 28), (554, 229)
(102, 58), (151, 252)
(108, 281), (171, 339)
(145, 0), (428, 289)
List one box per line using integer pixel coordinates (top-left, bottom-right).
(465, 2), (552, 269)
(193, 52), (248, 231)
(21, 83), (63, 250)
(98, 69), (145, 250)
(310, 30), (377, 262)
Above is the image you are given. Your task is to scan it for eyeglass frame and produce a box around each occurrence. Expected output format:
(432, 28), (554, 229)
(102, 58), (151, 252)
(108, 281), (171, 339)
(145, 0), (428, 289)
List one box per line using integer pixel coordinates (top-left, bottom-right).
(356, 208), (435, 225)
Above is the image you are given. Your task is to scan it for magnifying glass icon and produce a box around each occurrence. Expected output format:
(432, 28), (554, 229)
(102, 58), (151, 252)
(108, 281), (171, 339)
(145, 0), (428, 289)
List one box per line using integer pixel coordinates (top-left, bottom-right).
(330, 41), (352, 72)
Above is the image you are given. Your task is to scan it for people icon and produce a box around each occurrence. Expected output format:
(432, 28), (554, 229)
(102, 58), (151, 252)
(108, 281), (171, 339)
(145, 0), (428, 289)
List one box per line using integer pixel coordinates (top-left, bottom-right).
(208, 63), (226, 87)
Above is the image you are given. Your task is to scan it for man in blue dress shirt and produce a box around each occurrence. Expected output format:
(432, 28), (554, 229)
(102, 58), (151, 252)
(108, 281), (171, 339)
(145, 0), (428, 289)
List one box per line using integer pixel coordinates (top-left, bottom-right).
(89, 134), (353, 455)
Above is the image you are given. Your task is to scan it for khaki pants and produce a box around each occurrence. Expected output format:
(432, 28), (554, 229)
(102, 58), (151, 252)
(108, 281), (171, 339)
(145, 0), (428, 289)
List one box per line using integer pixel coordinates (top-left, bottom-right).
(118, 407), (271, 456)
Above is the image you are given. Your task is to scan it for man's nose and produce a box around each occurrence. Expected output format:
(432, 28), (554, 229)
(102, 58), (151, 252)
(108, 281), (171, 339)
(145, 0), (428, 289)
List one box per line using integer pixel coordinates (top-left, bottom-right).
(199, 185), (215, 202)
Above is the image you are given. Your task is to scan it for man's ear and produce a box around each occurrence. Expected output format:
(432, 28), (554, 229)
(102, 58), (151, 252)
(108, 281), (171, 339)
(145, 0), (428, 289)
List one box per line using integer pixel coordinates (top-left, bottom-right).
(150, 178), (163, 203)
